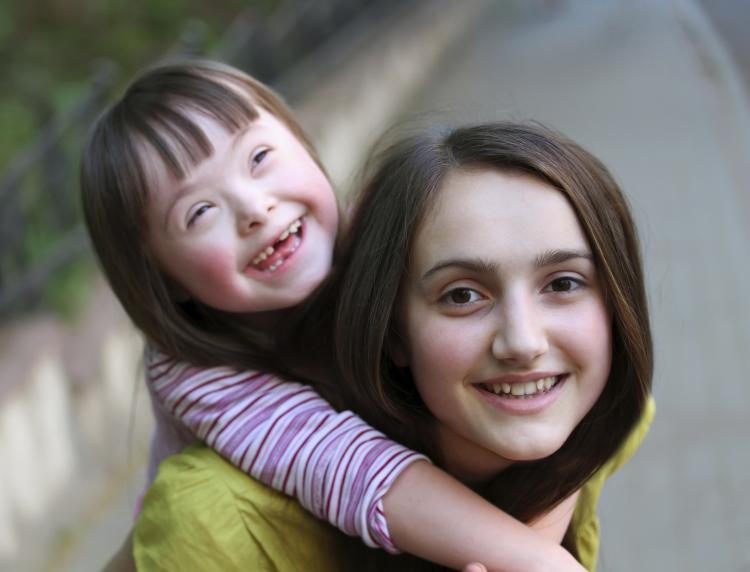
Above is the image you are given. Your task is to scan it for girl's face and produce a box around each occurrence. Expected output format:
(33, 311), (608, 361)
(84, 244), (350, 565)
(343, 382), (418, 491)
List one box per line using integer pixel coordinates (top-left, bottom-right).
(147, 107), (338, 314)
(394, 168), (611, 483)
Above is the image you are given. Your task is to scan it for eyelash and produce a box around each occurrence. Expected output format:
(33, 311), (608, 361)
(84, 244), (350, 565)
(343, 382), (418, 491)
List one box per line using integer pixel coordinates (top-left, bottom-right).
(187, 204), (211, 227)
(251, 147), (270, 169)
(542, 276), (585, 293)
(438, 287), (485, 306)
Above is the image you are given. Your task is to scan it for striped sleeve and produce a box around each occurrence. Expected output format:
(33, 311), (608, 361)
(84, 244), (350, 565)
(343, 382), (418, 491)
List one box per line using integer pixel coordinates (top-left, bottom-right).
(144, 346), (428, 553)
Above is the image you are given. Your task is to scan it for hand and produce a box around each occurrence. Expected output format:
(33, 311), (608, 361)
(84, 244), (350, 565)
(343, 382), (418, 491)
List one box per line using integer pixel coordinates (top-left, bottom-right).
(462, 556), (586, 572)
(463, 564), (488, 572)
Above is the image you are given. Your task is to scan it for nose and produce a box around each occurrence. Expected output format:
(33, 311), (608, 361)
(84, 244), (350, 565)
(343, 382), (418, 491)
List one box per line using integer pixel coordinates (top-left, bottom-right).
(234, 190), (277, 235)
(491, 294), (548, 365)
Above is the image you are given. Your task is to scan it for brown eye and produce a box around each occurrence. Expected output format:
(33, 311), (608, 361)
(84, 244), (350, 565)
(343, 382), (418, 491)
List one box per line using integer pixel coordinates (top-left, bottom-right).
(545, 277), (583, 293)
(442, 287), (482, 305)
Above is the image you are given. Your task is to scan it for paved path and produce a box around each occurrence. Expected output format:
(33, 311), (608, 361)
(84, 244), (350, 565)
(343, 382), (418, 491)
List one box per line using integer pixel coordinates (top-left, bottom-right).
(403, 1), (750, 570)
(700, 0), (750, 93)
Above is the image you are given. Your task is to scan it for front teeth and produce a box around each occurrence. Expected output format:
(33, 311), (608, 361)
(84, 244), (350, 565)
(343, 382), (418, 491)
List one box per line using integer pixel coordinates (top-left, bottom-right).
(486, 376), (557, 397)
(252, 219), (302, 265)
(278, 219), (301, 242)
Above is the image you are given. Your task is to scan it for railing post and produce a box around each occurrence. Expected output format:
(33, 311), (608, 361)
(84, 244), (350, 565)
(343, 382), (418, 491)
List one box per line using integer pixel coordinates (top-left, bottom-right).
(27, 353), (76, 502)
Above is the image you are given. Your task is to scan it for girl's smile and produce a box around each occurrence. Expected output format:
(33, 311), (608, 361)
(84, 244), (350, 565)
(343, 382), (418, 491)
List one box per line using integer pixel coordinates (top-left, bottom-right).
(473, 372), (568, 415)
(394, 167), (612, 483)
(247, 216), (304, 272)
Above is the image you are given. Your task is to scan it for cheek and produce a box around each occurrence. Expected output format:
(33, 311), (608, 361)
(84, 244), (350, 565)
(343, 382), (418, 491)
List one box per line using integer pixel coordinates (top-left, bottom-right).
(406, 314), (484, 407)
(179, 245), (237, 294)
(310, 177), (339, 233)
(196, 247), (235, 274)
(559, 299), (612, 387)
(586, 301), (612, 372)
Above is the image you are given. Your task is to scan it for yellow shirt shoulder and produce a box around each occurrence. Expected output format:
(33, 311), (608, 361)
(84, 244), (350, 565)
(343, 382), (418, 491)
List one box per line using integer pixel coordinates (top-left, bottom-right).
(133, 444), (345, 571)
(571, 395), (656, 571)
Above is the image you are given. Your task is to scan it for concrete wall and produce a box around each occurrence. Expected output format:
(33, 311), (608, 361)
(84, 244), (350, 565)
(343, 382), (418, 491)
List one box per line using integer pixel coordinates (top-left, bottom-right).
(0, 286), (153, 571)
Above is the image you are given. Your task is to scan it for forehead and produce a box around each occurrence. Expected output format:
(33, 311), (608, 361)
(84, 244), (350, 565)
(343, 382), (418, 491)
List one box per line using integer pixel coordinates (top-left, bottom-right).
(413, 167), (589, 263)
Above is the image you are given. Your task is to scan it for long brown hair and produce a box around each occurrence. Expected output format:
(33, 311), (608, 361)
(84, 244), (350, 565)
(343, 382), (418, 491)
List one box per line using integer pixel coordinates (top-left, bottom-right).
(331, 122), (653, 527)
(81, 59), (325, 373)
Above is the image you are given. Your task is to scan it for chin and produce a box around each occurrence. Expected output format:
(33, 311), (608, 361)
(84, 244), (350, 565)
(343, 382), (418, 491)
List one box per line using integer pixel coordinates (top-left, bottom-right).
(293, 276), (326, 302)
(494, 436), (569, 463)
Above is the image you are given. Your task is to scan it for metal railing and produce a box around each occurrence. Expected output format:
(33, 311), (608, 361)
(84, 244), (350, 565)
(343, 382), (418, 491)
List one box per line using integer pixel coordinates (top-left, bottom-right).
(0, 60), (117, 319)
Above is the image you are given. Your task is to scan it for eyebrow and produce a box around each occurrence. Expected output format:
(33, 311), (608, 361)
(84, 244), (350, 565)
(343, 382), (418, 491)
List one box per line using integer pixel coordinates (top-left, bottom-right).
(420, 249), (593, 283)
(421, 258), (500, 282)
(533, 248), (594, 268)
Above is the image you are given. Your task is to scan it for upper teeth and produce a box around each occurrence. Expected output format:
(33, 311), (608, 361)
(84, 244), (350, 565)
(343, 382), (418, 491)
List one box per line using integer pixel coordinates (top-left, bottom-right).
(252, 219), (302, 265)
(485, 376), (557, 397)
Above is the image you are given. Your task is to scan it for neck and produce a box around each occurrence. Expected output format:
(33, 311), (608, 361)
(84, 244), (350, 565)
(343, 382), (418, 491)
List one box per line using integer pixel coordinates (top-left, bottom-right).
(433, 423), (513, 487)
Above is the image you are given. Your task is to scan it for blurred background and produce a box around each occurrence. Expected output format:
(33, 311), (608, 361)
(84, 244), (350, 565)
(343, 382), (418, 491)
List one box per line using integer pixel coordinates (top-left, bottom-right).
(0, 0), (748, 570)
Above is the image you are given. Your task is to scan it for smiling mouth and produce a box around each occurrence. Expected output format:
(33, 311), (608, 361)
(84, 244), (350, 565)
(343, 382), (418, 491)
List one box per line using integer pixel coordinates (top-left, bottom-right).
(478, 375), (564, 399)
(250, 217), (303, 272)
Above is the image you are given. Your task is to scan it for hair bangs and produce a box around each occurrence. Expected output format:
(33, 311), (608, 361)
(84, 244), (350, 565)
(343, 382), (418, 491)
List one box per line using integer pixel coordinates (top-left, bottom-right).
(122, 70), (260, 181)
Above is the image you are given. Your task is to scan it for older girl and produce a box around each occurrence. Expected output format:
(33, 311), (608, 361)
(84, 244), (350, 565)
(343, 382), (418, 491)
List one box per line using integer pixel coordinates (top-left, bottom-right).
(135, 121), (654, 571)
(331, 122), (654, 568)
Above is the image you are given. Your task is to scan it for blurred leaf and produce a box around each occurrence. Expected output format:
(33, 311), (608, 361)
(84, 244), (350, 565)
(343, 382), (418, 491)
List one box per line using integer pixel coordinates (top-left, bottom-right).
(0, 97), (36, 171)
(0, 2), (13, 47)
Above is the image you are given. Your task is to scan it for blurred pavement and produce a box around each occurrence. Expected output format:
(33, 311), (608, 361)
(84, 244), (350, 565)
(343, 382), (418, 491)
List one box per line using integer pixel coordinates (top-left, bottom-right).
(402, 0), (750, 570)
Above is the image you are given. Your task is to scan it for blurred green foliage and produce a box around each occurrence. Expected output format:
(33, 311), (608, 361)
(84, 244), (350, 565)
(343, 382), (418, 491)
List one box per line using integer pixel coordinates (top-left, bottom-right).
(44, 257), (98, 319)
(0, 0), (277, 172)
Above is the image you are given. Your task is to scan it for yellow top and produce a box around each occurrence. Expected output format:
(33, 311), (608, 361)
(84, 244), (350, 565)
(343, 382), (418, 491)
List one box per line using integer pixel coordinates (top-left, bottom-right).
(569, 395), (655, 569)
(134, 396), (655, 571)
(133, 451), (346, 571)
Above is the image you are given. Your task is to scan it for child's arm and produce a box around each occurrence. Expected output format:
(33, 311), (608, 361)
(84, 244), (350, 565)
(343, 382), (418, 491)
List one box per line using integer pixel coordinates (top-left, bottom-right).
(528, 490), (580, 543)
(147, 348), (422, 550)
(147, 349), (582, 571)
(385, 463), (585, 572)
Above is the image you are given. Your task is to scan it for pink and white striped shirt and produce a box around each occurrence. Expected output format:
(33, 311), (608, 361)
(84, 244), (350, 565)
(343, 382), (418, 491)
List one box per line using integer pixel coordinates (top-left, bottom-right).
(144, 346), (427, 553)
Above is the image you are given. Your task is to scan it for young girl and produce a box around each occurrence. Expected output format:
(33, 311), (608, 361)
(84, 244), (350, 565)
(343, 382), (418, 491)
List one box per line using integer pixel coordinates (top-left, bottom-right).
(132, 120), (654, 571)
(82, 60), (584, 571)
